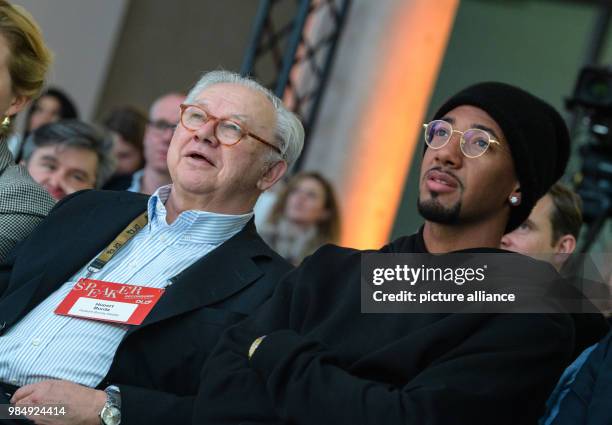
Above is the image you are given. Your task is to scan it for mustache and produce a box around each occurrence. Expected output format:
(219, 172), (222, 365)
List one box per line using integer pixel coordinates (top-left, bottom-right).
(425, 166), (464, 189)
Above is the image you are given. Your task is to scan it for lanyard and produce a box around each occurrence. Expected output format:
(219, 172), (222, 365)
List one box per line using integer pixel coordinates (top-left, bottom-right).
(86, 211), (148, 277)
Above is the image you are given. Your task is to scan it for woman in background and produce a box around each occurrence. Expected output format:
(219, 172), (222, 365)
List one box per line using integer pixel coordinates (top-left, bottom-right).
(260, 171), (341, 265)
(103, 105), (146, 177)
(26, 87), (78, 133)
(0, 0), (53, 261)
(8, 87), (78, 160)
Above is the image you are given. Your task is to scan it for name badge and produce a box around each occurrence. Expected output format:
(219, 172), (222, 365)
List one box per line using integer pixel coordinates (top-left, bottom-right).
(54, 278), (165, 325)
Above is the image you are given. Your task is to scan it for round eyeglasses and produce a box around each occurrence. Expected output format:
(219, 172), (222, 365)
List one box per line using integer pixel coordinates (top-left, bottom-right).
(179, 104), (282, 154)
(423, 120), (503, 158)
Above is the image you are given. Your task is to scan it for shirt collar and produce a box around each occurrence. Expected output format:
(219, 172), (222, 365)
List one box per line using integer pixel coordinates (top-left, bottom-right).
(127, 169), (144, 193)
(146, 184), (253, 244)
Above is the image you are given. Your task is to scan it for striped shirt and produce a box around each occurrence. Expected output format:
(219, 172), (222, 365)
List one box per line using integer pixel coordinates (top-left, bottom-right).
(0, 185), (252, 387)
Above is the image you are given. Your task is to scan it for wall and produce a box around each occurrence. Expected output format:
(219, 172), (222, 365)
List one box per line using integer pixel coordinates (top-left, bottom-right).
(95, 0), (263, 118)
(14, 0), (128, 121)
(301, 0), (458, 249)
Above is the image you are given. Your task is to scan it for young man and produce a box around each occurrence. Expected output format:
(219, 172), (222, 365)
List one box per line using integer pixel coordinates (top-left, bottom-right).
(194, 82), (607, 425)
(501, 182), (582, 271)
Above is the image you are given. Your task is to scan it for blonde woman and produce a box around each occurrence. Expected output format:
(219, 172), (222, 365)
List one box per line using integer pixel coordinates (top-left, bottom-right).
(0, 0), (53, 261)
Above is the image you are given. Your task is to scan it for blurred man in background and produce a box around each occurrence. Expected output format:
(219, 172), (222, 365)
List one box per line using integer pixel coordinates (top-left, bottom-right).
(105, 93), (185, 194)
(22, 120), (115, 200)
(501, 182), (582, 271)
(127, 93), (185, 194)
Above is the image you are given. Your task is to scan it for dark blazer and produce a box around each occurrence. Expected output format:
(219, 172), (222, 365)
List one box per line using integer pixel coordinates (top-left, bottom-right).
(102, 173), (133, 191)
(0, 189), (292, 425)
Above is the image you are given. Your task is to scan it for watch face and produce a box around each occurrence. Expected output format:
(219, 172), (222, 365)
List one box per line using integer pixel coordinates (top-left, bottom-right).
(101, 405), (121, 425)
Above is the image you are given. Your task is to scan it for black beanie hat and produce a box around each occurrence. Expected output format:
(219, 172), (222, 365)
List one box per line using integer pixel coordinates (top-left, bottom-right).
(431, 82), (570, 232)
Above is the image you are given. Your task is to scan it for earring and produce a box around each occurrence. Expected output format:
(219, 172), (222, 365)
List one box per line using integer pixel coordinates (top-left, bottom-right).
(1, 116), (10, 129)
(509, 195), (520, 206)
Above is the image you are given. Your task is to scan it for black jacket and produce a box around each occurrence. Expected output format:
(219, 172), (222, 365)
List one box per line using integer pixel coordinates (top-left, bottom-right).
(102, 173), (133, 191)
(194, 230), (606, 425)
(0, 189), (292, 425)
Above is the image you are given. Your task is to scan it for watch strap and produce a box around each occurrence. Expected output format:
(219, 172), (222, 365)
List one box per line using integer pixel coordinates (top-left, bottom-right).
(100, 385), (122, 425)
(104, 385), (121, 409)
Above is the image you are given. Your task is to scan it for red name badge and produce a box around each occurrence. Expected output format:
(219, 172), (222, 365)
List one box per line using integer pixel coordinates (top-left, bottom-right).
(54, 278), (165, 325)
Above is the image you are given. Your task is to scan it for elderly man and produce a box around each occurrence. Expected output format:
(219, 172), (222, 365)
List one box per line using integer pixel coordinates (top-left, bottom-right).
(501, 182), (582, 271)
(22, 120), (115, 200)
(194, 82), (608, 425)
(0, 70), (303, 425)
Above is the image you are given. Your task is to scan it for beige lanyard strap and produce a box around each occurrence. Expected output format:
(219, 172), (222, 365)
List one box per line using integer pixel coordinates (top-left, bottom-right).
(86, 211), (148, 276)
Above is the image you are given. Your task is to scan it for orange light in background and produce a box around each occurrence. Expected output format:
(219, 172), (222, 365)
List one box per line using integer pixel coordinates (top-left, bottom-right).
(340, 0), (459, 249)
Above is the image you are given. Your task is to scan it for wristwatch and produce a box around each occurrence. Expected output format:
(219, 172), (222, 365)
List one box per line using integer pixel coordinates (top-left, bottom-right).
(99, 385), (121, 425)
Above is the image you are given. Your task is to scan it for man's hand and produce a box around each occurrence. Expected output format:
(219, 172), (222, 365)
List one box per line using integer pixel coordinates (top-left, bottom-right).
(11, 380), (106, 425)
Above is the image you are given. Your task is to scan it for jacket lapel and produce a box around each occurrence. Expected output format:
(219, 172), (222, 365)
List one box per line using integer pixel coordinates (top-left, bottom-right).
(0, 192), (149, 327)
(0, 271), (44, 328)
(25, 193), (149, 314)
(125, 220), (265, 336)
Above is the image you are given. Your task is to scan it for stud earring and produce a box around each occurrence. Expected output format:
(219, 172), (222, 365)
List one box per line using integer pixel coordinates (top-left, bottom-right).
(509, 195), (520, 206)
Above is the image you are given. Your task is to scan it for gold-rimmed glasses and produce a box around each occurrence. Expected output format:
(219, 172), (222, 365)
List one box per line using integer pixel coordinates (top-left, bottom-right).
(423, 120), (503, 158)
(179, 104), (281, 154)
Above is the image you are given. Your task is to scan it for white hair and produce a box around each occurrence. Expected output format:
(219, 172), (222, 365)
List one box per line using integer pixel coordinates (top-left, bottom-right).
(185, 70), (304, 169)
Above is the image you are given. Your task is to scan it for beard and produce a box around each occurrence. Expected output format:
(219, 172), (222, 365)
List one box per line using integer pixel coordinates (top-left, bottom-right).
(417, 193), (461, 224)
